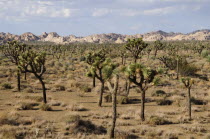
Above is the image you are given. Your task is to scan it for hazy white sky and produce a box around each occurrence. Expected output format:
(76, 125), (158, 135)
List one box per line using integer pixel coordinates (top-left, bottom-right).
(0, 0), (209, 36)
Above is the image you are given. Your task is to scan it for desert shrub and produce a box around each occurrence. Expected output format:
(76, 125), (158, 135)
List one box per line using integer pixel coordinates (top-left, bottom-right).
(24, 96), (43, 102)
(80, 56), (86, 61)
(152, 90), (166, 97)
(148, 116), (172, 125)
(48, 100), (61, 106)
(115, 130), (139, 139)
(66, 116), (107, 135)
(207, 55), (210, 63)
(164, 132), (179, 139)
(40, 104), (52, 111)
(65, 115), (81, 124)
(0, 114), (19, 126)
(179, 64), (198, 76)
(156, 99), (173, 105)
(0, 129), (18, 139)
(16, 102), (38, 110)
(68, 80), (81, 88)
(191, 97), (207, 105)
(24, 88), (34, 93)
(117, 96), (129, 104)
(104, 94), (112, 102)
(79, 85), (91, 92)
(67, 104), (87, 111)
(182, 125), (207, 133)
(1, 82), (12, 89)
(73, 120), (107, 134)
(55, 84), (66, 91)
(201, 50), (210, 58)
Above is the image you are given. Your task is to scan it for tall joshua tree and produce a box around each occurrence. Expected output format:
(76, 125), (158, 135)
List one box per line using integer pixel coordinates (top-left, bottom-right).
(102, 64), (119, 139)
(125, 64), (158, 121)
(125, 38), (148, 63)
(19, 50), (47, 103)
(181, 77), (194, 120)
(86, 50), (116, 107)
(2, 41), (26, 91)
(107, 75), (119, 139)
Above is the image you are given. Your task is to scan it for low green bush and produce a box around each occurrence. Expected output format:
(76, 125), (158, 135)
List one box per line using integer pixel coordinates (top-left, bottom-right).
(152, 90), (166, 97)
(1, 83), (12, 89)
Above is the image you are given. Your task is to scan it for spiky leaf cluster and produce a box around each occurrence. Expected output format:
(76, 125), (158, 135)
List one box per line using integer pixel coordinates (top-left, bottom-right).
(86, 50), (117, 81)
(19, 51), (46, 76)
(124, 63), (157, 88)
(181, 77), (194, 88)
(124, 38), (148, 61)
(154, 40), (165, 51)
(2, 41), (27, 64)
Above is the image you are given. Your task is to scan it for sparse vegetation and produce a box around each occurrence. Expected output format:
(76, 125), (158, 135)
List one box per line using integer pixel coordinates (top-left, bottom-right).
(0, 40), (210, 138)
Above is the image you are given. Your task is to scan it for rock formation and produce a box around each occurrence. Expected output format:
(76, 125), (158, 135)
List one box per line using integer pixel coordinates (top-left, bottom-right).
(0, 29), (210, 44)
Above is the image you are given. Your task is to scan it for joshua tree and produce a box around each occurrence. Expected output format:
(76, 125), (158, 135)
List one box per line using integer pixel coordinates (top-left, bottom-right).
(119, 47), (127, 66)
(107, 75), (119, 139)
(50, 45), (63, 60)
(86, 50), (116, 107)
(2, 41), (26, 91)
(124, 64), (158, 121)
(145, 46), (152, 60)
(153, 40), (165, 58)
(125, 38), (148, 63)
(103, 64), (119, 139)
(181, 77), (194, 120)
(193, 43), (206, 56)
(19, 50), (47, 103)
(86, 52), (97, 87)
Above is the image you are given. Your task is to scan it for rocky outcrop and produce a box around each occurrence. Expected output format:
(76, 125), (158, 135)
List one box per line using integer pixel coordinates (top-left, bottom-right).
(20, 32), (39, 41)
(0, 29), (210, 44)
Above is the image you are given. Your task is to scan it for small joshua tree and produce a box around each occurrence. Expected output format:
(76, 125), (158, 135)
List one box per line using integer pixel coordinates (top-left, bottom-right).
(86, 52), (96, 87)
(19, 50), (47, 103)
(125, 38), (148, 63)
(124, 64), (158, 121)
(181, 77), (194, 120)
(145, 46), (152, 60)
(2, 41), (27, 91)
(119, 47), (127, 66)
(193, 43), (206, 56)
(86, 50), (116, 107)
(153, 40), (165, 58)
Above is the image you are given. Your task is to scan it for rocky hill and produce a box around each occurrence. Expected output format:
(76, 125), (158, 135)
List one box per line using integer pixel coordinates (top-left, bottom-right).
(0, 29), (210, 44)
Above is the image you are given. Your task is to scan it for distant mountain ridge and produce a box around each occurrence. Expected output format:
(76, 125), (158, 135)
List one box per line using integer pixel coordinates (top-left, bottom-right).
(0, 29), (210, 44)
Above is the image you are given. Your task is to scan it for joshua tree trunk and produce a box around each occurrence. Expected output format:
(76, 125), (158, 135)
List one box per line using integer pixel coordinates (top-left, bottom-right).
(140, 90), (146, 121)
(38, 77), (47, 103)
(134, 57), (137, 63)
(17, 71), (21, 92)
(121, 56), (124, 65)
(98, 81), (104, 107)
(147, 53), (150, 60)
(123, 57), (126, 66)
(188, 87), (191, 120)
(154, 49), (158, 58)
(125, 80), (130, 96)
(24, 72), (27, 80)
(107, 75), (119, 139)
(110, 93), (117, 138)
(176, 58), (179, 80)
(93, 75), (96, 87)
